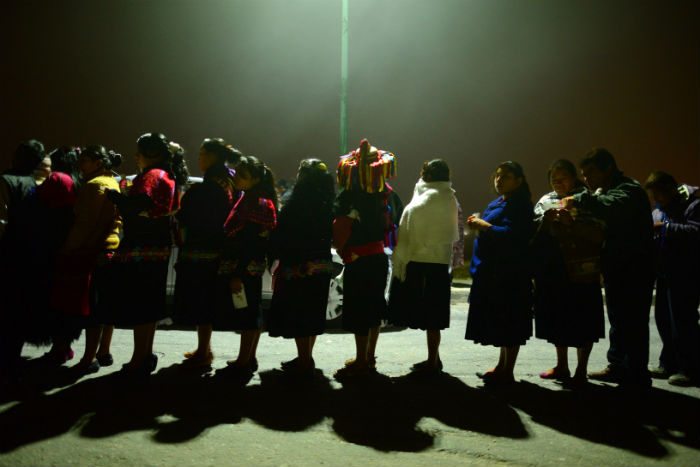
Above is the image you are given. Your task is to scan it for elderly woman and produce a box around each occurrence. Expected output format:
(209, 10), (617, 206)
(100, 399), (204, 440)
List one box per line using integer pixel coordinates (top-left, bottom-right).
(465, 161), (534, 386)
(388, 159), (458, 375)
(532, 159), (605, 388)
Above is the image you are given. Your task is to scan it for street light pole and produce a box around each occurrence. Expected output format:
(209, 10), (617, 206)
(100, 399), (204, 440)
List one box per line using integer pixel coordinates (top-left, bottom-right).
(339, 0), (349, 155)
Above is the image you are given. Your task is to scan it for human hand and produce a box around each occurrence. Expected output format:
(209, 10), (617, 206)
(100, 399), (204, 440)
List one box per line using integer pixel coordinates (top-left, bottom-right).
(562, 196), (575, 210)
(466, 216), (491, 231)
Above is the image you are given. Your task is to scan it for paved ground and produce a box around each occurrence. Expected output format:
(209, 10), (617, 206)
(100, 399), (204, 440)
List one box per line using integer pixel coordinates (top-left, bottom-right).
(1, 286), (698, 467)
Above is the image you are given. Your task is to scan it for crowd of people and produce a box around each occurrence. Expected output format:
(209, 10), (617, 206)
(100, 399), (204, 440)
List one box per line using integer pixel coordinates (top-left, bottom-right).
(0, 134), (698, 391)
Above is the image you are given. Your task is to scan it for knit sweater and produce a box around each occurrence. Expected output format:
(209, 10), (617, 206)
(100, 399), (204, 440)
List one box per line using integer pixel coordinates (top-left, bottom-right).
(63, 174), (121, 253)
(391, 179), (459, 281)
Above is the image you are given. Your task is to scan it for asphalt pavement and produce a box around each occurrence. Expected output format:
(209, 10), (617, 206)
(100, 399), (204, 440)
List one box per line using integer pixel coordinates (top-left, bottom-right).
(1, 285), (698, 467)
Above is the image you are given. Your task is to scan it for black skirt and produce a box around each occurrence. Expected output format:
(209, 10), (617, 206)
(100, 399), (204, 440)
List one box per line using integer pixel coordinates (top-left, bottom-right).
(388, 262), (451, 330)
(267, 272), (331, 338)
(342, 254), (388, 335)
(173, 260), (220, 326)
(465, 270), (533, 347)
(214, 274), (263, 331)
(534, 279), (604, 347)
(108, 260), (170, 327)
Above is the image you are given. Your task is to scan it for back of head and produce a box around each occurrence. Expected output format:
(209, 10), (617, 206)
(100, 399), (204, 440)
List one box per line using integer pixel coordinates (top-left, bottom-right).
(236, 155), (278, 208)
(580, 147), (618, 173)
(136, 132), (189, 186)
(12, 139), (45, 175)
(202, 138), (243, 166)
(421, 159), (450, 182)
(644, 171), (677, 194)
(83, 145), (123, 172)
(48, 146), (81, 175)
(290, 158), (335, 209)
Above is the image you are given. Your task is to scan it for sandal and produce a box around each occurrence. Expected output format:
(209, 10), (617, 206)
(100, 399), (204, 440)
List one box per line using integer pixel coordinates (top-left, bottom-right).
(334, 361), (371, 381)
(539, 367), (571, 380)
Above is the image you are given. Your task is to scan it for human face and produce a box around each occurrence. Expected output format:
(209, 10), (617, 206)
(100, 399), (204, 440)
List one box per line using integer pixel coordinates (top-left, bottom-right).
(77, 154), (103, 178)
(198, 147), (217, 173)
(494, 168), (522, 198)
(550, 168), (575, 197)
(233, 168), (260, 191)
(580, 163), (608, 191)
(134, 151), (149, 170)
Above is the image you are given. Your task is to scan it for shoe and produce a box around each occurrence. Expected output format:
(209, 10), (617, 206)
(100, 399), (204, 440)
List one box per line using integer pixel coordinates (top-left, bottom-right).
(562, 376), (588, 390)
(411, 359), (443, 372)
(477, 371), (515, 386)
(226, 358), (258, 373)
(281, 357), (299, 371)
(334, 361), (371, 381)
(649, 366), (671, 379)
(344, 357), (377, 370)
(539, 367), (571, 380)
(73, 360), (100, 376)
(120, 354), (157, 377)
(668, 373), (693, 387)
(38, 348), (75, 366)
(587, 366), (624, 383)
(283, 360), (316, 380)
(149, 353), (158, 372)
(96, 354), (114, 367)
(181, 351), (214, 368)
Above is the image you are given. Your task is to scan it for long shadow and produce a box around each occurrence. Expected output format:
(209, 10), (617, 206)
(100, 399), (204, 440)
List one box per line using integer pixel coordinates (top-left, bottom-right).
(1, 365), (698, 457)
(503, 381), (700, 458)
(329, 371), (527, 452)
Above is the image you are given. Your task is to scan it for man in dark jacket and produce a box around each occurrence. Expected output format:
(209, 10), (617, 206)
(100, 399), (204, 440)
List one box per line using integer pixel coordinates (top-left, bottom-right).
(644, 171), (700, 386)
(565, 148), (654, 387)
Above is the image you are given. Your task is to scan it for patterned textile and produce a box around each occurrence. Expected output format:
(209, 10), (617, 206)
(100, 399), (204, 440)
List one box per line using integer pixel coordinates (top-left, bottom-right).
(279, 259), (333, 280)
(112, 246), (171, 263)
(95, 250), (115, 267)
(177, 248), (220, 263)
(130, 168), (177, 217)
(223, 191), (276, 237)
(217, 259), (266, 277)
(337, 139), (396, 194)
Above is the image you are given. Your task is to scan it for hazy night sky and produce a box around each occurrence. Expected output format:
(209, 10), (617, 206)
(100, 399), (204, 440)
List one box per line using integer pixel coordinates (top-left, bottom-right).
(2, 0), (698, 215)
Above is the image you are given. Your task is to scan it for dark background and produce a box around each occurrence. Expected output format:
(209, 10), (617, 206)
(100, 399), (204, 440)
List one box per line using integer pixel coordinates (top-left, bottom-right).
(2, 0), (698, 214)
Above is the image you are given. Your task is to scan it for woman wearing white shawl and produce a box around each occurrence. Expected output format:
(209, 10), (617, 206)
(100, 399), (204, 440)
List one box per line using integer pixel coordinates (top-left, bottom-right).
(388, 159), (459, 375)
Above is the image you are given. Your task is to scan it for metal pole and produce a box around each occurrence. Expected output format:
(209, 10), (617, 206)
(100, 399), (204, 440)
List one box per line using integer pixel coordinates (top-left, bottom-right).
(339, 0), (349, 155)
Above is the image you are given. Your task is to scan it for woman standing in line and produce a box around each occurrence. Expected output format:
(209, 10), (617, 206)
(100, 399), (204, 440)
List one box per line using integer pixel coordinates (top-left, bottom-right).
(175, 138), (240, 368)
(267, 158), (336, 378)
(465, 161), (534, 385)
(106, 132), (188, 375)
(218, 155), (277, 375)
(332, 139), (396, 379)
(58, 146), (123, 374)
(388, 159), (458, 376)
(532, 159), (605, 388)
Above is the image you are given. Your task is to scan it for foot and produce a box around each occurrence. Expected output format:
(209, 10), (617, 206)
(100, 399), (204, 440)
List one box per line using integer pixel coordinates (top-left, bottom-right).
(182, 350), (214, 368)
(334, 360), (371, 381)
(563, 373), (588, 390)
(587, 366), (624, 383)
(226, 358), (258, 373)
(96, 353), (113, 367)
(648, 366), (672, 379)
(38, 348), (75, 366)
(281, 357), (299, 370)
(73, 359), (100, 375)
(344, 356), (377, 370)
(411, 359), (443, 372)
(668, 373), (695, 387)
(539, 367), (571, 380)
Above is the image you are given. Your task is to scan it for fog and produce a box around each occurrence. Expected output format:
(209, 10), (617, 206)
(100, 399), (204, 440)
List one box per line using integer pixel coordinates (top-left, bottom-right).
(2, 0), (698, 214)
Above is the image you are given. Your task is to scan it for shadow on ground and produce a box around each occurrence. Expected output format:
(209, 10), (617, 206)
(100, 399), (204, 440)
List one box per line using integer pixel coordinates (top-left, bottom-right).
(0, 363), (698, 457)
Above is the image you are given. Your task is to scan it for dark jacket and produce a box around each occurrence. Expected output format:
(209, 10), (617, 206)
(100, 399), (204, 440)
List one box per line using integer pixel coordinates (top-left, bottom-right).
(652, 184), (700, 280)
(573, 172), (654, 277)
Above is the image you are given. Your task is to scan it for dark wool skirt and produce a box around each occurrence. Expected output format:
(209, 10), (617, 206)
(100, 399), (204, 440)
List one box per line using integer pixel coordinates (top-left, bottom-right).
(534, 279), (604, 347)
(215, 274), (263, 331)
(108, 260), (170, 327)
(267, 272), (331, 338)
(465, 271), (533, 347)
(173, 260), (220, 326)
(342, 253), (388, 336)
(82, 259), (113, 328)
(388, 262), (451, 330)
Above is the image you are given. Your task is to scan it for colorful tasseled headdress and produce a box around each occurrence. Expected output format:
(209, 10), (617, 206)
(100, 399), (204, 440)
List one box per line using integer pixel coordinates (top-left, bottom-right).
(337, 139), (397, 193)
